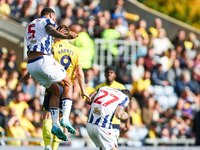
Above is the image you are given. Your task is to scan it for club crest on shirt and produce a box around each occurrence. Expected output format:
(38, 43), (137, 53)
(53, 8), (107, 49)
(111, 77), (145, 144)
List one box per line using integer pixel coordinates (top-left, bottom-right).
(93, 107), (101, 115)
(30, 39), (37, 43)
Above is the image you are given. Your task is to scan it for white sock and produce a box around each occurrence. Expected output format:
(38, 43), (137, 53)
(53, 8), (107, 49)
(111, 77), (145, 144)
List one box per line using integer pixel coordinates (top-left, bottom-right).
(45, 145), (51, 150)
(50, 107), (59, 127)
(62, 98), (72, 121)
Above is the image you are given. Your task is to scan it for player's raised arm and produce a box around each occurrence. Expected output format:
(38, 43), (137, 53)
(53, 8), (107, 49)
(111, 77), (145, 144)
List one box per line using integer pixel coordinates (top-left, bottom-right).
(75, 65), (91, 102)
(45, 25), (78, 39)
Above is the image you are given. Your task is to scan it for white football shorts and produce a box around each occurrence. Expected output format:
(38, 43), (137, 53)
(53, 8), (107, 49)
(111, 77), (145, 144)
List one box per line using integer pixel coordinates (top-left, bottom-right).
(86, 122), (118, 150)
(26, 55), (66, 88)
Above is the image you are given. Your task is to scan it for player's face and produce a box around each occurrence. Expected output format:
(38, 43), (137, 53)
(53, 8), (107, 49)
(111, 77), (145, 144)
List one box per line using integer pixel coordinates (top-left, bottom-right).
(105, 70), (116, 82)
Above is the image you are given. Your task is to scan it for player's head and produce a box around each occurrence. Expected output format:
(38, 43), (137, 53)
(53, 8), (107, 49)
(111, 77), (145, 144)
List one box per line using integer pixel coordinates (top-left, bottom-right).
(56, 25), (70, 34)
(41, 7), (56, 21)
(105, 66), (116, 83)
(121, 89), (132, 100)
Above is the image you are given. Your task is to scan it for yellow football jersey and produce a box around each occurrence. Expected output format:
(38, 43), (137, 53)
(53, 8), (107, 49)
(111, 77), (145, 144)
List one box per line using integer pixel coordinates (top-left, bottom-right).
(95, 81), (126, 125)
(52, 40), (82, 84)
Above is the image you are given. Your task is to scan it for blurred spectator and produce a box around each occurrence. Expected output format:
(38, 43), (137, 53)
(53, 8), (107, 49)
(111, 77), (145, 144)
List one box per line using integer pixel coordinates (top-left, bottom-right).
(157, 51), (170, 72)
(141, 97), (155, 127)
(58, 0), (69, 18)
(84, 69), (95, 95)
(4, 50), (19, 74)
(19, 61), (28, 79)
(91, 64), (100, 87)
(115, 57), (132, 85)
(176, 70), (195, 95)
(137, 19), (148, 40)
(88, 0), (101, 16)
(167, 59), (182, 87)
(194, 53), (200, 72)
(144, 47), (157, 71)
(6, 115), (28, 145)
(191, 69), (200, 94)
(168, 118), (179, 139)
(114, 17), (128, 38)
(72, 24), (95, 70)
(161, 128), (170, 141)
(153, 101), (163, 122)
(186, 32), (200, 59)
(31, 110), (42, 127)
(20, 108), (35, 136)
(7, 92), (29, 117)
(0, 58), (5, 72)
(172, 29), (186, 54)
(9, 0), (25, 18)
(31, 4), (43, 21)
(126, 23), (135, 37)
(103, 10), (111, 26)
(151, 63), (169, 86)
(131, 57), (145, 82)
(131, 70), (151, 95)
(28, 97), (41, 112)
(0, 0), (11, 18)
(167, 48), (177, 69)
(152, 28), (171, 56)
(0, 47), (8, 59)
(174, 98), (185, 118)
(47, 0), (61, 20)
(122, 98), (148, 141)
(22, 76), (36, 102)
(86, 16), (95, 38)
(101, 20), (121, 56)
(60, 5), (75, 25)
(0, 70), (8, 88)
(74, 7), (84, 26)
(149, 18), (163, 38)
(7, 70), (19, 90)
(93, 15), (107, 38)
(115, 0), (126, 13)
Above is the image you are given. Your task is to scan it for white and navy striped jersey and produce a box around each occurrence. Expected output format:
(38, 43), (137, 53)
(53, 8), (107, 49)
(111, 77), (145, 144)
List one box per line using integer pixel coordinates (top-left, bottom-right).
(26, 16), (56, 55)
(88, 87), (129, 129)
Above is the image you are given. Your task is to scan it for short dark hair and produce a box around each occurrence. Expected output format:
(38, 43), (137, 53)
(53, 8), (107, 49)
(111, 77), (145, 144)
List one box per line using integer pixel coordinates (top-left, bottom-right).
(121, 89), (132, 100)
(41, 8), (55, 16)
(105, 66), (116, 74)
(56, 25), (70, 33)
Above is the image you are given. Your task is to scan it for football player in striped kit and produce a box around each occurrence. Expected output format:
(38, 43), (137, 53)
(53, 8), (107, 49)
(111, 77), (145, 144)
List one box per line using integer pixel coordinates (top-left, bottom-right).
(86, 86), (131, 150)
(22, 8), (78, 141)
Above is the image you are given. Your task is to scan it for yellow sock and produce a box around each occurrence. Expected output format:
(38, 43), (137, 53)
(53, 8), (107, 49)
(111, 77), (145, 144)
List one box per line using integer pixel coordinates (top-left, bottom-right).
(52, 126), (62, 150)
(43, 119), (52, 146)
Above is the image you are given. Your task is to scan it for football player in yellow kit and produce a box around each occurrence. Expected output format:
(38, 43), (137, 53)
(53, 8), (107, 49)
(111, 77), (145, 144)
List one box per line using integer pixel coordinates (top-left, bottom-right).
(42, 25), (90, 150)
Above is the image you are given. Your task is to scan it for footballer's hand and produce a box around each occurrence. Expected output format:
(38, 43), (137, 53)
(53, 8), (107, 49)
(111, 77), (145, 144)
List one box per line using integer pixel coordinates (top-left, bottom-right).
(19, 72), (30, 82)
(124, 118), (130, 131)
(82, 92), (91, 104)
(58, 28), (68, 35)
(65, 32), (78, 39)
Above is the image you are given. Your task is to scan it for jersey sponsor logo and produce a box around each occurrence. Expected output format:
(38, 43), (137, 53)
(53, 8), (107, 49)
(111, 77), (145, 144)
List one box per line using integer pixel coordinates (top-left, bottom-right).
(93, 107), (101, 115)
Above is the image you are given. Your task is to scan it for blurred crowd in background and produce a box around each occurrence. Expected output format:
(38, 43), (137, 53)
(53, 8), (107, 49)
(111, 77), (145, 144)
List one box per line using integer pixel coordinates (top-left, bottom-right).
(0, 0), (200, 147)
